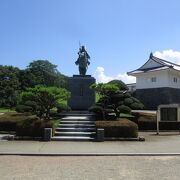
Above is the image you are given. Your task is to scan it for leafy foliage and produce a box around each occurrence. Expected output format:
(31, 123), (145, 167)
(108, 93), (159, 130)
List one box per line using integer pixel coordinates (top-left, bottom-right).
(0, 65), (21, 108)
(15, 105), (33, 113)
(56, 103), (71, 113)
(91, 82), (144, 119)
(0, 60), (69, 109)
(107, 79), (128, 90)
(20, 86), (70, 120)
(89, 105), (104, 119)
(117, 105), (131, 114)
(26, 60), (68, 88)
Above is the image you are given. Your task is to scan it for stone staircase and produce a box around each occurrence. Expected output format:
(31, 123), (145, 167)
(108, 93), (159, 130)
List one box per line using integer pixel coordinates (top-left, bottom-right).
(51, 111), (96, 141)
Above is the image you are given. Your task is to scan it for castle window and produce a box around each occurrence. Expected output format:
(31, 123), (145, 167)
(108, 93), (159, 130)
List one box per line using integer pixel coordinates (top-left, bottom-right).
(151, 77), (156, 82)
(173, 77), (177, 83)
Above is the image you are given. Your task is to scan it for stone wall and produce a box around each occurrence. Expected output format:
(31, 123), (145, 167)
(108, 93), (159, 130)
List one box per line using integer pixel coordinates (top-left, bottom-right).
(135, 87), (180, 110)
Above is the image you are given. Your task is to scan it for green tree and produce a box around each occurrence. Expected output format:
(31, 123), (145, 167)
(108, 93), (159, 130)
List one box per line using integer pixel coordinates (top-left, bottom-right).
(108, 79), (128, 90)
(91, 82), (144, 118)
(19, 69), (37, 90)
(26, 60), (68, 88)
(21, 86), (70, 120)
(0, 65), (20, 108)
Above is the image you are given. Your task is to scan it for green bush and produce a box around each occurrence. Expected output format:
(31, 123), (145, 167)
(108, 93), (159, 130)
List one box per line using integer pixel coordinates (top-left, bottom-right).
(56, 103), (71, 113)
(95, 118), (138, 138)
(16, 116), (58, 137)
(130, 102), (144, 110)
(117, 105), (131, 114)
(118, 101), (124, 106)
(107, 80), (128, 90)
(24, 100), (38, 111)
(130, 97), (140, 103)
(89, 105), (104, 118)
(124, 98), (133, 106)
(123, 92), (131, 98)
(133, 112), (180, 130)
(15, 105), (32, 113)
(0, 112), (33, 131)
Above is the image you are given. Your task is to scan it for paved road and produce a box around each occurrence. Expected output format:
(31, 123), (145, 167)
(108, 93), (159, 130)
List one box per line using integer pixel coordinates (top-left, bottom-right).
(0, 156), (179, 180)
(0, 132), (180, 154)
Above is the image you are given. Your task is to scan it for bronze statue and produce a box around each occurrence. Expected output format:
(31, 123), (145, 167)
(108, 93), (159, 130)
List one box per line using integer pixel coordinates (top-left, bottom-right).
(75, 45), (90, 76)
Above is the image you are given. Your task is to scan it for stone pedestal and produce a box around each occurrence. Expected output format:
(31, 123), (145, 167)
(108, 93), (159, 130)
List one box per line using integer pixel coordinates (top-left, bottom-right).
(44, 128), (52, 141)
(68, 75), (96, 110)
(96, 128), (104, 142)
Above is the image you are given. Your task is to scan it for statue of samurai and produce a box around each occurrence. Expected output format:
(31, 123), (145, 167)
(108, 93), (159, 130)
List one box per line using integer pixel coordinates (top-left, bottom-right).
(75, 45), (90, 76)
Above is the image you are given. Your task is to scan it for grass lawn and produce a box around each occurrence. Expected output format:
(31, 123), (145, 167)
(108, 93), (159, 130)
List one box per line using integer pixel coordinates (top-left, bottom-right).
(120, 113), (135, 118)
(108, 113), (135, 118)
(0, 108), (16, 113)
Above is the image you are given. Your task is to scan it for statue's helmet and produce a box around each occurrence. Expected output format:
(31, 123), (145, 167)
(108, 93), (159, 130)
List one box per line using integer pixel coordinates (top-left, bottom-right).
(81, 46), (85, 51)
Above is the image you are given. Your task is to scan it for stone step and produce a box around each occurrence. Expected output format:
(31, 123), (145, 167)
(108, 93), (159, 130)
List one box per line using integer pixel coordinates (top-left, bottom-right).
(60, 110), (94, 114)
(61, 119), (95, 121)
(61, 117), (95, 121)
(54, 131), (96, 137)
(59, 124), (95, 127)
(55, 127), (95, 132)
(60, 120), (94, 124)
(51, 136), (94, 141)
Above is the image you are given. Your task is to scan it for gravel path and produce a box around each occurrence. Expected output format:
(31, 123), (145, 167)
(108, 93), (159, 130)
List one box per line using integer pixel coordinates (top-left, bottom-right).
(0, 156), (180, 180)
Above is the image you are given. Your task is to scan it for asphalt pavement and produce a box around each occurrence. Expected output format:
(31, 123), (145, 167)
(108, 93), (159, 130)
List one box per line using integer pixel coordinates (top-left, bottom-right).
(0, 132), (180, 155)
(0, 155), (180, 180)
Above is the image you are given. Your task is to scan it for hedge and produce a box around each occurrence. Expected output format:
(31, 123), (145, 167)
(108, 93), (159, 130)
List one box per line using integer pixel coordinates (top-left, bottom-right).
(95, 118), (138, 138)
(16, 117), (58, 137)
(0, 112), (32, 131)
(132, 112), (180, 130)
(0, 112), (58, 137)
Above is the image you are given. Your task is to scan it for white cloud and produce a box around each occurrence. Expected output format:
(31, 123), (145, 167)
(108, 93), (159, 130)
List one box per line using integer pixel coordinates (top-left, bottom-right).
(94, 66), (136, 84)
(154, 49), (180, 65)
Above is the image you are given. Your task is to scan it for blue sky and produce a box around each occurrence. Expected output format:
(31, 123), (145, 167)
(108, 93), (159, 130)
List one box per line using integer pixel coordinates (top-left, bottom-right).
(1, 0), (180, 83)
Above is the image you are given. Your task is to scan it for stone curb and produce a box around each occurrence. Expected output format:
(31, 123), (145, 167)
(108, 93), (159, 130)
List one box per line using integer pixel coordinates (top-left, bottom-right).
(0, 153), (180, 156)
(104, 136), (145, 141)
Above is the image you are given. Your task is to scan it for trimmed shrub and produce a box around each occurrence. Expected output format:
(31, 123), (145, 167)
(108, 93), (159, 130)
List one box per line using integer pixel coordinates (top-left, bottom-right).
(117, 105), (131, 114)
(16, 116), (58, 137)
(132, 112), (156, 130)
(107, 80), (128, 90)
(118, 101), (124, 106)
(0, 112), (33, 131)
(123, 92), (131, 98)
(24, 101), (38, 111)
(95, 118), (138, 138)
(130, 102), (144, 110)
(15, 105), (32, 113)
(56, 103), (71, 113)
(131, 112), (180, 130)
(130, 97), (140, 103)
(124, 98), (133, 106)
(89, 105), (104, 118)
